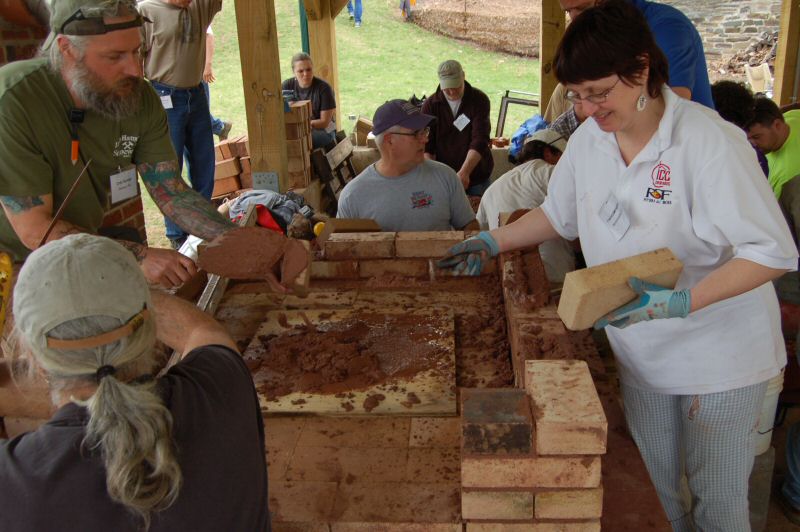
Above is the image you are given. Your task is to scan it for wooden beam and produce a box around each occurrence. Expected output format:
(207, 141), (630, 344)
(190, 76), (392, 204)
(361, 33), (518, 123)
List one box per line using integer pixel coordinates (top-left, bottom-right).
(330, 0), (349, 18)
(307, 0), (343, 127)
(234, 0), (288, 192)
(539, 0), (565, 113)
(774, 0), (800, 105)
(304, 0), (323, 20)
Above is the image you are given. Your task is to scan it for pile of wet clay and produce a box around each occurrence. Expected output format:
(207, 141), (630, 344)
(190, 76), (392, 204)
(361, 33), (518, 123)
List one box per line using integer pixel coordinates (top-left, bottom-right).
(250, 313), (451, 399)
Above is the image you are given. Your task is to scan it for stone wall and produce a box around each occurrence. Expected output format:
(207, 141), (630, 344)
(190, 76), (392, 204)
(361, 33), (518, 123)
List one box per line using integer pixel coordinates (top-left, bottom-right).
(662, 0), (781, 62)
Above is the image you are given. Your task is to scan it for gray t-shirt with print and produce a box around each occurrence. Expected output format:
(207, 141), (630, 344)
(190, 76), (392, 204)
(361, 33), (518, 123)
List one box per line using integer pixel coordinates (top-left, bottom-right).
(337, 159), (475, 231)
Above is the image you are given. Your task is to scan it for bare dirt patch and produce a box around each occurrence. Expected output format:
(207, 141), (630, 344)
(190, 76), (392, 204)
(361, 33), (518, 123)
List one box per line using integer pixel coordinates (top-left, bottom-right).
(413, 0), (541, 58)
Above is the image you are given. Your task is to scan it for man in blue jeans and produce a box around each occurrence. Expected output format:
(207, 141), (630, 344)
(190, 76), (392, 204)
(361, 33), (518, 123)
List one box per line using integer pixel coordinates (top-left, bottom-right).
(347, 0), (363, 27)
(139, 0), (222, 249)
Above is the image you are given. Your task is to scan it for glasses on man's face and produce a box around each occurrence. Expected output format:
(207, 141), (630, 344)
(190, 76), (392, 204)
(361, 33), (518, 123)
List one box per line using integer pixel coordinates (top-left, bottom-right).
(390, 127), (431, 140)
(565, 78), (621, 105)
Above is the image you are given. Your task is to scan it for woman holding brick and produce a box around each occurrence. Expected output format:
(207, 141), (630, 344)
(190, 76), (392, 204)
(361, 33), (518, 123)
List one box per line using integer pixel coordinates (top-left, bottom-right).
(439, 1), (797, 530)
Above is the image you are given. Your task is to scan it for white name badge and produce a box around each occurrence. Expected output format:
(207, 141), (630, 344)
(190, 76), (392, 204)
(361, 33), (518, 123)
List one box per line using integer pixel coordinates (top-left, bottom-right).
(598, 191), (631, 241)
(160, 95), (173, 109)
(453, 114), (471, 131)
(110, 167), (138, 204)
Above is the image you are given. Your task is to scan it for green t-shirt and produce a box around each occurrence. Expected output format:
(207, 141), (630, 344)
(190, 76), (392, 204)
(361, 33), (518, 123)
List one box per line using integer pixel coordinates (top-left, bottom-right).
(0, 58), (177, 261)
(768, 110), (800, 199)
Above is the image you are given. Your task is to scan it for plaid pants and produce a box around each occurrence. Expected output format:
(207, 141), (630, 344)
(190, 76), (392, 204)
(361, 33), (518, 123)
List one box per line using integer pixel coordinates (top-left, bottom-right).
(621, 380), (768, 532)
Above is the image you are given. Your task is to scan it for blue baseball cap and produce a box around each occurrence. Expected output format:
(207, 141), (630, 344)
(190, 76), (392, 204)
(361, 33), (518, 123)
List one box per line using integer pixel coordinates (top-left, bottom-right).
(372, 99), (435, 136)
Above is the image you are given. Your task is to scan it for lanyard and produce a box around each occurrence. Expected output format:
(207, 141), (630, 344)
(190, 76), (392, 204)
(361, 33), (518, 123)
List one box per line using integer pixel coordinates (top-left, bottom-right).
(68, 108), (85, 165)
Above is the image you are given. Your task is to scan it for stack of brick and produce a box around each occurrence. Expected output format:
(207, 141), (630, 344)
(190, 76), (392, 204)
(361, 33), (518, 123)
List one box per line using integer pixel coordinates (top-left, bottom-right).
(101, 195), (148, 245)
(285, 100), (313, 189)
(312, 230), (496, 280)
(460, 359), (607, 531)
(213, 135), (250, 198)
(0, 21), (47, 67)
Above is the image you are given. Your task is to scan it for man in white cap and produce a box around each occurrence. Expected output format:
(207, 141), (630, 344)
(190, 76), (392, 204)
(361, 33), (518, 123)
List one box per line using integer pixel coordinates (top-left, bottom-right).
(477, 129), (575, 281)
(337, 99), (478, 231)
(422, 59), (493, 196)
(0, 0), (284, 289)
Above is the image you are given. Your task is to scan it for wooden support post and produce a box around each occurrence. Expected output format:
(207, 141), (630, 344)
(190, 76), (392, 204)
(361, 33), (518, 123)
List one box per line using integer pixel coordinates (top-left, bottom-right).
(305, 0), (343, 128)
(330, 0), (349, 18)
(234, 0), (289, 192)
(539, 0), (565, 113)
(774, 0), (800, 105)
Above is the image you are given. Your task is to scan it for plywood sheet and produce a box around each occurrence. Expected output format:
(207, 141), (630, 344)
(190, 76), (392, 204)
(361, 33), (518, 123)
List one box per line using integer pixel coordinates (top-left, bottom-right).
(243, 308), (456, 415)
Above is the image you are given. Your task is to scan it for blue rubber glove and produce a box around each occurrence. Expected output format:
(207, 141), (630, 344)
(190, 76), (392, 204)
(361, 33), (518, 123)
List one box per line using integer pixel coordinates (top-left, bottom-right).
(436, 231), (500, 276)
(593, 277), (691, 330)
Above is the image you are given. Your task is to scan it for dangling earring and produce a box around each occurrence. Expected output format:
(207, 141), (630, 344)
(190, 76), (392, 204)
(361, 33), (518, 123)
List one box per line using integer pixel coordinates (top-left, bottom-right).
(636, 90), (647, 112)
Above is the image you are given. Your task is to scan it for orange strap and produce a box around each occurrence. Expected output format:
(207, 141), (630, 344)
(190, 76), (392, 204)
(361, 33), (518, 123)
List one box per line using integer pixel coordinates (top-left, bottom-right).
(46, 309), (150, 350)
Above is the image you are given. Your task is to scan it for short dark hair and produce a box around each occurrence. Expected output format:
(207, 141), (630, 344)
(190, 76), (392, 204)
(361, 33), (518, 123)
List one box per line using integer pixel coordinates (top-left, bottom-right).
(516, 140), (562, 164)
(710, 81), (755, 129)
(750, 96), (785, 128)
(553, 0), (669, 99)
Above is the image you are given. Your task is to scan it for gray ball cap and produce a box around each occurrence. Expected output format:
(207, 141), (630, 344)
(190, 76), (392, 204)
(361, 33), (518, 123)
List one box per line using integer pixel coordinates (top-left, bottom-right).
(438, 59), (464, 90)
(43, 0), (148, 50)
(13, 234), (151, 352)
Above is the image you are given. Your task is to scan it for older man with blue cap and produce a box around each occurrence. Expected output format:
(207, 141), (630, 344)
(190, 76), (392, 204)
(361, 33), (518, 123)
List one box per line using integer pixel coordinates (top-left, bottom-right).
(337, 99), (478, 231)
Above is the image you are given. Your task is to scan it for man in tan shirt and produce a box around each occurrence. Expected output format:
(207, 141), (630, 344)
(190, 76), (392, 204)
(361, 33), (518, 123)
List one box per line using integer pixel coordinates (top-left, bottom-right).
(139, 0), (222, 249)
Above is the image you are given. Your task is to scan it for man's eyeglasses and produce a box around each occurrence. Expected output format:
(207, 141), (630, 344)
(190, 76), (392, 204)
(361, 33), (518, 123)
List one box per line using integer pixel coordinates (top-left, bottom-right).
(565, 78), (621, 105)
(390, 127), (431, 140)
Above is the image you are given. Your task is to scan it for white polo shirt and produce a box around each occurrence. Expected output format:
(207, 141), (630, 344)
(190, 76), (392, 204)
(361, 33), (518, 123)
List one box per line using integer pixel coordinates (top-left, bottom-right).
(541, 87), (798, 394)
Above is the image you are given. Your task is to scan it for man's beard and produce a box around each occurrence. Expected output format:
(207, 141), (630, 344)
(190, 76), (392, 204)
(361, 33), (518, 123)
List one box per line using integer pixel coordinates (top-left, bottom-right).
(69, 60), (143, 120)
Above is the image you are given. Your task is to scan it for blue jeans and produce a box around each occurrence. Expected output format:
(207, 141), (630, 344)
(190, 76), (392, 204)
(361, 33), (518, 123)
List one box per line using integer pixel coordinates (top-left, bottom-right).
(466, 179), (490, 197)
(202, 81), (226, 136)
(150, 81), (215, 241)
(347, 0), (362, 22)
(312, 128), (336, 150)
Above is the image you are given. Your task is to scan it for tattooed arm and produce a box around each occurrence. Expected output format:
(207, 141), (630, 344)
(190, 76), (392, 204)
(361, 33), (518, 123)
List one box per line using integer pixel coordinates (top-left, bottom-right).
(138, 160), (234, 240)
(0, 193), (197, 288)
(0, 194), (83, 248)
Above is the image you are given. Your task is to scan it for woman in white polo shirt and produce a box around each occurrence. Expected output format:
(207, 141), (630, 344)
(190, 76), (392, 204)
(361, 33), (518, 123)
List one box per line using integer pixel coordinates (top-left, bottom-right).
(439, 1), (797, 530)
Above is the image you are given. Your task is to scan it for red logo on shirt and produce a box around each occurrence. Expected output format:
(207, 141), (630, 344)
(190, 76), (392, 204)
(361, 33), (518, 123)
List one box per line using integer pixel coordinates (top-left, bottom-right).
(651, 161), (671, 189)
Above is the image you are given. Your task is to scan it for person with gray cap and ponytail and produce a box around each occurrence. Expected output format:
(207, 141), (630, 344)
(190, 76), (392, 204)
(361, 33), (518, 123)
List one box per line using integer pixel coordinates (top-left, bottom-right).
(0, 234), (270, 531)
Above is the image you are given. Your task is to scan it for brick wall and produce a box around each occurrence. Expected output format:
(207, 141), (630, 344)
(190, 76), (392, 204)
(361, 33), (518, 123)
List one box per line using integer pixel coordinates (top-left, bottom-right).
(0, 20), (46, 66)
(1, 13), (149, 244)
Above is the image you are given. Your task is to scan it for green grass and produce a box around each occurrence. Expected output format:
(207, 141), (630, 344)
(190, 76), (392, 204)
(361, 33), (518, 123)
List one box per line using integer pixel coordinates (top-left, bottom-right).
(142, 0), (540, 248)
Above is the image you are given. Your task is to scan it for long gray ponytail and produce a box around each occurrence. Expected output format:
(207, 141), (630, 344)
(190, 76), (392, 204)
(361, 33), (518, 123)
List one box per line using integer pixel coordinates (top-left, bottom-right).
(16, 314), (182, 530)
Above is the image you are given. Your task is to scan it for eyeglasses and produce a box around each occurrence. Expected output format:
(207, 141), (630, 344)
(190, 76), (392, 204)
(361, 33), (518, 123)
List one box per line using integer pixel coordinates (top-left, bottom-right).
(390, 127), (431, 140)
(565, 78), (621, 105)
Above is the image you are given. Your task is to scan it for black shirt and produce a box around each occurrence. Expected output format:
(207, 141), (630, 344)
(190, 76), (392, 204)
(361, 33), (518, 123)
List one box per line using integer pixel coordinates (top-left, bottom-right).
(281, 76), (336, 121)
(0, 346), (270, 531)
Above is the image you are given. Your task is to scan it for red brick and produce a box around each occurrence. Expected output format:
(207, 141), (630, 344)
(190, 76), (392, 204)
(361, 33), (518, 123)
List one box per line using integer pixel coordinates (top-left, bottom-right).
(272, 523), (328, 532)
(330, 482), (460, 523)
(461, 388), (533, 456)
(212, 175), (241, 198)
(394, 231), (465, 258)
(358, 259), (429, 278)
(525, 360), (607, 456)
(332, 524), (460, 532)
(461, 456), (602, 489)
(405, 447), (460, 482)
(1, 30), (31, 40)
(461, 490), (534, 520)
(535, 487), (603, 519)
(121, 196), (143, 219)
(240, 155), (251, 173)
(310, 260), (359, 280)
(269, 481), (338, 521)
(285, 446), (408, 483)
(101, 206), (124, 227)
(240, 171), (253, 189)
(215, 156), (241, 179)
(466, 523), (600, 532)
(323, 232), (395, 260)
(409, 417), (460, 448)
